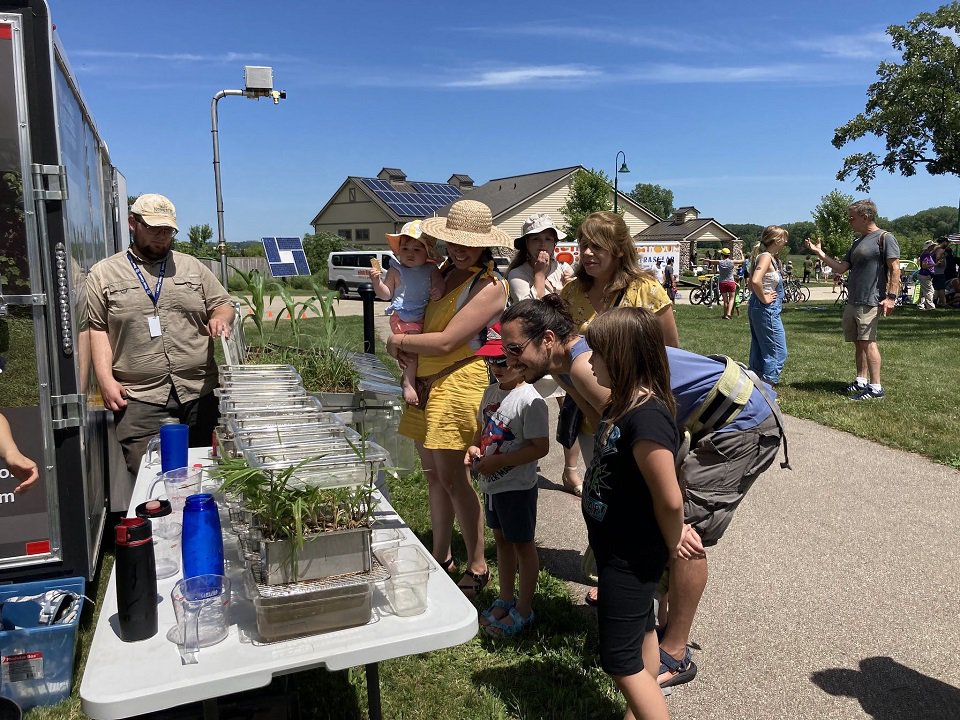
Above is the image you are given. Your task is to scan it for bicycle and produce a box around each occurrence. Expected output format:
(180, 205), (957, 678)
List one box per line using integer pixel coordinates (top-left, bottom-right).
(834, 278), (847, 305)
(783, 277), (810, 303)
(689, 274), (720, 306)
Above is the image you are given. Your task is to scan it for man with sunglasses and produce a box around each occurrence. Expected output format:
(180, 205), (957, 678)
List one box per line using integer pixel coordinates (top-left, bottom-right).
(88, 194), (234, 478)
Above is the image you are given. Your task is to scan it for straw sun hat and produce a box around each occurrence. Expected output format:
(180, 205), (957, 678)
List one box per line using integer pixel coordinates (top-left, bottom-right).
(421, 200), (511, 248)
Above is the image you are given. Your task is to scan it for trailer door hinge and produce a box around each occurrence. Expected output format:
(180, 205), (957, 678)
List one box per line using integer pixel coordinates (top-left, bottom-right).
(51, 393), (84, 429)
(31, 164), (69, 201)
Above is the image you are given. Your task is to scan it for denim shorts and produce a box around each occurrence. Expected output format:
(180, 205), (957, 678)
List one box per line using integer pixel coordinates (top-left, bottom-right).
(484, 485), (538, 544)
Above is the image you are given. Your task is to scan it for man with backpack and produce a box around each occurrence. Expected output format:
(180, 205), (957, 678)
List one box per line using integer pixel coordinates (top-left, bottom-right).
(805, 199), (900, 401)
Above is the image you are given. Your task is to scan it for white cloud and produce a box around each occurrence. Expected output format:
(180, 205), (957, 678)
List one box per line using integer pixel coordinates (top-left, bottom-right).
(460, 23), (733, 53)
(793, 31), (893, 60)
(445, 65), (602, 88)
(71, 50), (289, 64)
(626, 62), (859, 84)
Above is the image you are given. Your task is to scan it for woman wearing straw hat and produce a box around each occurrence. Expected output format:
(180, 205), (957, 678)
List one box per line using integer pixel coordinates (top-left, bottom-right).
(386, 199), (509, 597)
(506, 213), (583, 496)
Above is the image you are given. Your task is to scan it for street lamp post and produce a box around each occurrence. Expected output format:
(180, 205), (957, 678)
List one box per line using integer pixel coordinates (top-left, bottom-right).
(613, 150), (629, 213)
(211, 65), (286, 287)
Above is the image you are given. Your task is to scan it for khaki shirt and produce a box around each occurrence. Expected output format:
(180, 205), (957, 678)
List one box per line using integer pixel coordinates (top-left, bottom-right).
(87, 249), (232, 404)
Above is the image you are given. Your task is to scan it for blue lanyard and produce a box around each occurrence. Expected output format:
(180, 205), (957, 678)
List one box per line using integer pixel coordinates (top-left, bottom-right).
(127, 252), (166, 307)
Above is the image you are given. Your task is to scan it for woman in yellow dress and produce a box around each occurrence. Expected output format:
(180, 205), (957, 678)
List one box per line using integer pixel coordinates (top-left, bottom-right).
(386, 200), (509, 596)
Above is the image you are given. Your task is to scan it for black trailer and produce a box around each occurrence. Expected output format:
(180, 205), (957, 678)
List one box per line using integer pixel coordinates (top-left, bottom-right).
(0, 0), (126, 581)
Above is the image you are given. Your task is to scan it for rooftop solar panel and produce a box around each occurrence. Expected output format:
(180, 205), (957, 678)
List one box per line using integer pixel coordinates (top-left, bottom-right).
(360, 177), (462, 218)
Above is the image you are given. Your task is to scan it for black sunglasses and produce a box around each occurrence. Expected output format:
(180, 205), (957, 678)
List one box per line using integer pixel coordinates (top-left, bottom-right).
(504, 334), (542, 356)
(485, 356), (509, 368)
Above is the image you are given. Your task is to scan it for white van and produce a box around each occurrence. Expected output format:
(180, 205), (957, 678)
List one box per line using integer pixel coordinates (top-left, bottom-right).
(327, 250), (396, 298)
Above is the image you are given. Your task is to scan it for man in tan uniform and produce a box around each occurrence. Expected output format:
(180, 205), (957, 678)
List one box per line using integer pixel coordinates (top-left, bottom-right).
(88, 194), (234, 475)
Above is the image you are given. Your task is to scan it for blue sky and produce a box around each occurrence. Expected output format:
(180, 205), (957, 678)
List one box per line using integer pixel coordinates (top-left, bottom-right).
(49, 1), (959, 241)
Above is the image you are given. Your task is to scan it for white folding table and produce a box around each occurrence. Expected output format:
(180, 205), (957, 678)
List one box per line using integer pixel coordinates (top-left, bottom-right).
(79, 448), (478, 719)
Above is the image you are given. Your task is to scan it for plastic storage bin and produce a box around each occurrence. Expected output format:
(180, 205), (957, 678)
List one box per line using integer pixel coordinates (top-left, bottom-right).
(375, 546), (431, 617)
(0, 576), (85, 710)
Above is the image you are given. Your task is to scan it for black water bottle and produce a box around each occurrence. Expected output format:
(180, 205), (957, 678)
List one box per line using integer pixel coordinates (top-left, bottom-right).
(115, 517), (158, 642)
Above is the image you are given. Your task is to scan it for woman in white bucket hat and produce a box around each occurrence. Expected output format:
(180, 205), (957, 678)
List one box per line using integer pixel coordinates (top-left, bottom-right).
(386, 200), (509, 597)
(506, 213), (583, 495)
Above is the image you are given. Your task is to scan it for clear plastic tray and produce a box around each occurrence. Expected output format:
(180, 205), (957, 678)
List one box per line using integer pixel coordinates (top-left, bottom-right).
(219, 395), (323, 414)
(242, 443), (388, 489)
(234, 427), (362, 453)
(227, 413), (343, 434)
(374, 545), (431, 617)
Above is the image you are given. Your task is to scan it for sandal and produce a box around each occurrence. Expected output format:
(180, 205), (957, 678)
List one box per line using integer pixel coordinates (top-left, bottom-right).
(457, 569), (490, 598)
(437, 556), (458, 575)
(479, 597), (515, 627)
(584, 586), (599, 607)
(658, 647), (698, 688)
(484, 607), (535, 638)
(561, 466), (583, 497)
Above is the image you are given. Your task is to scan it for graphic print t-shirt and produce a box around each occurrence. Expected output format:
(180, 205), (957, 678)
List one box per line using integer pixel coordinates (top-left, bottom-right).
(475, 382), (548, 495)
(582, 398), (680, 578)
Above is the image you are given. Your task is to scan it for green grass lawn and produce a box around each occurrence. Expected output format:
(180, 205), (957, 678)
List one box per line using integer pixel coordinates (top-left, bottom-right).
(675, 302), (960, 469)
(24, 299), (960, 719)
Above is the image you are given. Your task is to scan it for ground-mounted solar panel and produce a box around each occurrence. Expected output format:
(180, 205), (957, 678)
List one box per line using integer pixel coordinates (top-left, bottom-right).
(261, 237), (311, 277)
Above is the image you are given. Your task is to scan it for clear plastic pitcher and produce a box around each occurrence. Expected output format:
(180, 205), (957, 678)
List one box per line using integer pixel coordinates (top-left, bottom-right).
(166, 574), (231, 665)
(148, 467), (202, 514)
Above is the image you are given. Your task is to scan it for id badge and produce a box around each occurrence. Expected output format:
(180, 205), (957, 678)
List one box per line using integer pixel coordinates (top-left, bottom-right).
(148, 315), (162, 338)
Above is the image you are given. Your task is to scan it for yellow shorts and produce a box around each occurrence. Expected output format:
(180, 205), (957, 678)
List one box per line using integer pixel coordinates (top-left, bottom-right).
(398, 358), (488, 450)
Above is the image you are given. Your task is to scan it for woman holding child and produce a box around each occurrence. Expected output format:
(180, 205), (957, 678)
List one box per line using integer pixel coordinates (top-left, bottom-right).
(387, 200), (508, 597)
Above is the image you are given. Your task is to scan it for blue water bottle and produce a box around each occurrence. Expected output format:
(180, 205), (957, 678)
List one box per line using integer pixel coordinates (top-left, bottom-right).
(181, 493), (224, 579)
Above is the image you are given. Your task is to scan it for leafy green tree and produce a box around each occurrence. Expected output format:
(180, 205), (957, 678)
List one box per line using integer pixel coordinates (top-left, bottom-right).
(833, 3), (960, 190)
(559, 168), (612, 237)
(888, 205), (958, 239)
(242, 243), (265, 257)
(812, 189), (855, 258)
(303, 232), (345, 284)
(783, 221), (816, 254)
(627, 183), (674, 219)
(725, 223), (764, 248)
(188, 223), (213, 255)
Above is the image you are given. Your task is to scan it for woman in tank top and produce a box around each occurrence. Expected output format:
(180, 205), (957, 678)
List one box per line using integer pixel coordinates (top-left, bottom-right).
(747, 226), (789, 385)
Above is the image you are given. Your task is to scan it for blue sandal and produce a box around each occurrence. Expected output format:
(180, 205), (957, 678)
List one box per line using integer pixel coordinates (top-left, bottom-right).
(479, 598), (515, 627)
(658, 647), (697, 688)
(484, 607), (535, 638)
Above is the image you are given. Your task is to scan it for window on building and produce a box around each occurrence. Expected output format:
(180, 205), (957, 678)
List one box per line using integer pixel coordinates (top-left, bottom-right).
(337, 229), (352, 241)
(348, 187), (356, 202)
(355, 229), (370, 243)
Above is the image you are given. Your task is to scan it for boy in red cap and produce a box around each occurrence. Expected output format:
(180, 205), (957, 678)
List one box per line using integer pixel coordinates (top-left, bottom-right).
(465, 324), (548, 637)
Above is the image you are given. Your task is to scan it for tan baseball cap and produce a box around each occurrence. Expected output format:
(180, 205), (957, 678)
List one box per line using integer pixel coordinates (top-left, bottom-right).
(130, 194), (178, 231)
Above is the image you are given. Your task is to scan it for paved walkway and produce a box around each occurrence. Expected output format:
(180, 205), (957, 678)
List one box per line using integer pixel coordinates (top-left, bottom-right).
(357, 296), (960, 718)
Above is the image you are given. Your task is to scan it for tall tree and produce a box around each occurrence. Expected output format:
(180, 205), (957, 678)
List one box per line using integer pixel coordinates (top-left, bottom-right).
(303, 232), (345, 283)
(559, 168), (612, 237)
(812, 190), (855, 258)
(833, 3), (960, 190)
(188, 223), (213, 255)
(627, 183), (674, 220)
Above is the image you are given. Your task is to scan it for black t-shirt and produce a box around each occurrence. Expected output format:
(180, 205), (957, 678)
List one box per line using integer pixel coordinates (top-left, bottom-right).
(582, 398), (680, 579)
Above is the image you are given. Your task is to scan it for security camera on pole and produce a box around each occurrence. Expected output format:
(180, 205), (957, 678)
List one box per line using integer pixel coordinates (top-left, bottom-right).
(211, 66), (287, 287)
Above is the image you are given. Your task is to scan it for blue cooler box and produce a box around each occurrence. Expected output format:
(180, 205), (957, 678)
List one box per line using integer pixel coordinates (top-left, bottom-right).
(0, 577), (85, 710)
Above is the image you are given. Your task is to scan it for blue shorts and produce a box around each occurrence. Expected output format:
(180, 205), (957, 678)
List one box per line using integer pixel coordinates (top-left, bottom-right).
(483, 486), (538, 544)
